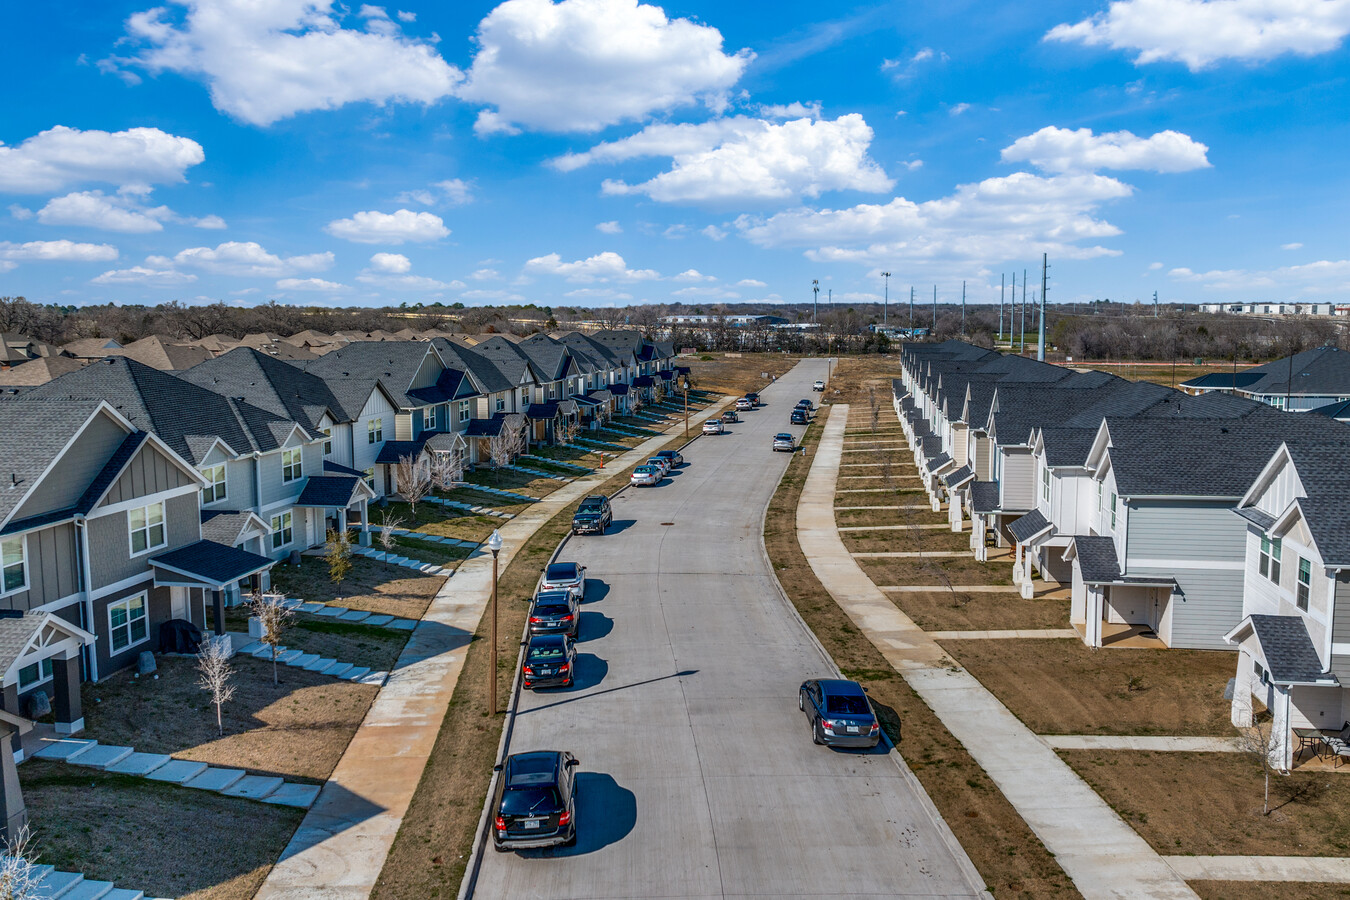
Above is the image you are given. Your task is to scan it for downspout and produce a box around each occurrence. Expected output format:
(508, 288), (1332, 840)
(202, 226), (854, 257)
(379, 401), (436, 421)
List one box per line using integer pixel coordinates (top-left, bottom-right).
(74, 516), (98, 683)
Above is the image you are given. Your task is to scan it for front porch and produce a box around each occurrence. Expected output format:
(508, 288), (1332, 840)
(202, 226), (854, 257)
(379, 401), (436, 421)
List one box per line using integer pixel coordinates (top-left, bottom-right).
(1071, 621), (1169, 650)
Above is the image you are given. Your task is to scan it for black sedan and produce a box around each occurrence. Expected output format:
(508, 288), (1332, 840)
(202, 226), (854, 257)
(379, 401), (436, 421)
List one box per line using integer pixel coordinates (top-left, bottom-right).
(799, 678), (882, 748)
(523, 634), (576, 689)
(492, 750), (579, 851)
(529, 589), (580, 637)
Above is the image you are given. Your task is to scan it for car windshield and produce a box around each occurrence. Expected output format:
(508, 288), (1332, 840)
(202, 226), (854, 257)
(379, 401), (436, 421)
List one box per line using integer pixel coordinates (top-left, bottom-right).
(579, 500), (603, 510)
(528, 643), (567, 660)
(500, 786), (562, 814)
(776, 433), (793, 440)
(533, 603), (570, 617)
(825, 694), (871, 715)
(545, 563), (578, 580)
(635, 466), (654, 473)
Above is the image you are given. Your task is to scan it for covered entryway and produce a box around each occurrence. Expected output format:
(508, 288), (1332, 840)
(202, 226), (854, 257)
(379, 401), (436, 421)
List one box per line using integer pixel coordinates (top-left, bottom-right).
(294, 474), (376, 547)
(149, 541), (275, 638)
(0, 612), (95, 735)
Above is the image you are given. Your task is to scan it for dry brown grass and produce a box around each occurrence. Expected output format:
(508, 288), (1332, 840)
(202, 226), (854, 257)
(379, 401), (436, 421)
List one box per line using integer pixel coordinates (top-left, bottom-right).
(271, 556), (445, 619)
(764, 413), (1078, 899)
(941, 639), (1236, 736)
(835, 505), (948, 527)
(683, 351), (800, 396)
(1061, 750), (1350, 856)
(824, 354), (902, 405)
(1071, 361), (1257, 388)
(860, 556), (1014, 586)
(22, 761), (305, 900)
(842, 527), (978, 555)
(81, 655), (378, 781)
(893, 590), (1070, 631)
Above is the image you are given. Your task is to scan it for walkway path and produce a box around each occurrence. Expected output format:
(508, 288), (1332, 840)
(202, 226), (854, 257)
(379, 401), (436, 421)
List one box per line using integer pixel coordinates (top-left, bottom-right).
(256, 396), (730, 900)
(929, 629), (1078, 640)
(1164, 856), (1350, 882)
(796, 404), (1197, 900)
(1042, 735), (1243, 752)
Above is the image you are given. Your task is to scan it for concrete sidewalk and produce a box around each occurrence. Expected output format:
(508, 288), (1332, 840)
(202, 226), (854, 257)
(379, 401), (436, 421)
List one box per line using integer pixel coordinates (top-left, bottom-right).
(929, 629), (1078, 640)
(1164, 856), (1350, 882)
(257, 400), (726, 900)
(796, 404), (1198, 900)
(1042, 735), (1243, 752)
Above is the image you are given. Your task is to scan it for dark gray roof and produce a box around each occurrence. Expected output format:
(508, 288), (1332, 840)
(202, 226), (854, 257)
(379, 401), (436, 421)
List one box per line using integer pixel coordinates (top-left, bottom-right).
(925, 452), (952, 473)
(919, 434), (941, 460)
(465, 417), (504, 437)
(1235, 346), (1350, 398)
(1233, 506), (1277, 531)
(151, 540), (274, 586)
(200, 510), (259, 546)
(1248, 614), (1332, 684)
(942, 465), (974, 488)
(303, 341), (444, 409)
(515, 334), (572, 381)
(181, 346), (347, 430)
(469, 337), (538, 387)
(1038, 427), (1099, 468)
(1309, 398), (1350, 421)
(375, 441), (425, 465)
(324, 460), (365, 478)
(1180, 371), (1265, 390)
(1072, 535), (1122, 583)
(1008, 509), (1052, 543)
(0, 398), (109, 528)
(527, 401), (561, 420)
(969, 481), (1000, 513)
(1296, 496), (1350, 568)
(430, 338), (514, 395)
(295, 475), (364, 508)
(608, 383), (629, 395)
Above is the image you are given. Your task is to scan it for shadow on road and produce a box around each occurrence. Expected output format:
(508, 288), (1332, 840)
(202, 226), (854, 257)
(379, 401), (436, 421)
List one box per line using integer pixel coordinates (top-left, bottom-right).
(549, 773), (636, 857)
(570, 652), (608, 690)
(577, 610), (613, 642)
(518, 669), (698, 716)
(582, 579), (610, 604)
(606, 519), (637, 535)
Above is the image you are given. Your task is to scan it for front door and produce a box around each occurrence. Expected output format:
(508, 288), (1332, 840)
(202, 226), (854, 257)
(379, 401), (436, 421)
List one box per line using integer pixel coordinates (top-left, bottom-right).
(170, 586), (189, 621)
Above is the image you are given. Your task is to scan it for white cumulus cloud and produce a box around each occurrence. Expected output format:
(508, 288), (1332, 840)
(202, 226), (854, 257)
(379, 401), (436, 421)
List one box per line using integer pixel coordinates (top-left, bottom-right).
(36, 189), (226, 233)
(0, 125), (204, 193)
(276, 277), (349, 291)
(458, 0), (753, 134)
(596, 220), (622, 234)
(369, 252), (411, 273)
(91, 265), (198, 285)
(325, 209), (449, 244)
(556, 114), (893, 205)
(1045, 0), (1350, 70)
(170, 241), (333, 277)
(112, 0), (462, 126)
(1001, 126), (1211, 174)
(396, 178), (474, 206)
(0, 240), (119, 263)
(524, 250), (659, 282)
(673, 268), (715, 282)
(1169, 258), (1350, 293)
(736, 278), (767, 287)
(1282, 242), (1304, 250)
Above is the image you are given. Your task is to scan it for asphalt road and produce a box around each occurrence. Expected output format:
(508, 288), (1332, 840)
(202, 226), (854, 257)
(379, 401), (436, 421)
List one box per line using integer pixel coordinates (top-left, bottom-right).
(472, 360), (986, 899)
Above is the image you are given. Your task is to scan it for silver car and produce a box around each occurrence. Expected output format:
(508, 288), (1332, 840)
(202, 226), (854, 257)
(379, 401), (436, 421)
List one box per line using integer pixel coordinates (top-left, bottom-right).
(645, 456), (670, 476)
(631, 465), (660, 486)
(539, 561), (586, 597)
(773, 432), (796, 452)
(702, 419), (724, 434)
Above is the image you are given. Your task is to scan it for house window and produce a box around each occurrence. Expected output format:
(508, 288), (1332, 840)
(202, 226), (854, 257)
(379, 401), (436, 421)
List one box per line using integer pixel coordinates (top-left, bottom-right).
(368, 419), (383, 444)
(200, 464), (226, 504)
(496, 397), (506, 412)
(519, 388), (528, 407)
(363, 467), (375, 490)
(129, 501), (166, 555)
(1297, 557), (1312, 611)
(1, 536), (25, 594)
(270, 512), (293, 550)
(282, 448), (302, 483)
(18, 658), (53, 690)
(457, 400), (470, 422)
(1110, 493), (1117, 530)
(1041, 466), (1051, 503)
(1260, 536), (1282, 582)
(109, 593), (149, 653)
(322, 427), (333, 455)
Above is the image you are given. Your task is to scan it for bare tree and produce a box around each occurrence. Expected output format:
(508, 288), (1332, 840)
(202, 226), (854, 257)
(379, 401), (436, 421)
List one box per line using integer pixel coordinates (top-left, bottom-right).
(325, 527), (352, 596)
(376, 509), (403, 556)
(249, 591), (294, 685)
(488, 418), (527, 478)
(1230, 700), (1304, 817)
(428, 446), (465, 491)
(395, 453), (432, 517)
(196, 636), (236, 736)
(555, 415), (579, 447)
(0, 827), (44, 899)
(867, 385), (881, 434)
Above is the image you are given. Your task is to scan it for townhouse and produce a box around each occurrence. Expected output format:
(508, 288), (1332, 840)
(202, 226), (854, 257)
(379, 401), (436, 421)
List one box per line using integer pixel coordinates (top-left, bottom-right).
(1180, 346), (1350, 412)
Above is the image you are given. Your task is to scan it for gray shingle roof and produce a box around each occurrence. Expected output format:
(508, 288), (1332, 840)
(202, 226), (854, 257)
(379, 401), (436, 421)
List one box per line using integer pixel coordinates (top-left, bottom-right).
(1295, 496), (1350, 568)
(430, 338), (514, 395)
(1008, 509), (1052, 543)
(180, 347), (350, 430)
(150, 540), (274, 587)
(969, 481), (1000, 513)
(925, 451), (952, 473)
(0, 614), (45, 673)
(1248, 614), (1331, 684)
(200, 510), (259, 547)
(1072, 535), (1122, 583)
(302, 341), (444, 409)
(1236, 346), (1350, 398)
(942, 465), (974, 488)
(295, 475), (364, 508)
(0, 398), (108, 528)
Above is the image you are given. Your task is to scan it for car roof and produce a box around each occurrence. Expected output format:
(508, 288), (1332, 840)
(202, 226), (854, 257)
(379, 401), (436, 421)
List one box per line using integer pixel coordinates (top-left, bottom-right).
(656, 449), (677, 455)
(529, 633), (568, 646)
(505, 750), (562, 785)
(580, 495), (606, 503)
(775, 432), (794, 439)
(546, 561), (579, 575)
(818, 678), (867, 696)
(535, 589), (573, 602)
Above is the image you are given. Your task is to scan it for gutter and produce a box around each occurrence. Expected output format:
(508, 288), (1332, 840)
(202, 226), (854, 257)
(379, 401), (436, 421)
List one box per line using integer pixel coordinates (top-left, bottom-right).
(74, 515), (98, 683)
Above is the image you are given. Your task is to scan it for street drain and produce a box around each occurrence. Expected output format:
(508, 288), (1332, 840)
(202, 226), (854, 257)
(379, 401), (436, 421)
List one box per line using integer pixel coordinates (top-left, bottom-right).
(660, 522), (674, 526)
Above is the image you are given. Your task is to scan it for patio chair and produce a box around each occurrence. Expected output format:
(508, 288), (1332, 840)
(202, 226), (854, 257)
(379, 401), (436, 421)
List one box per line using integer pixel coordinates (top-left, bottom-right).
(1324, 722), (1350, 764)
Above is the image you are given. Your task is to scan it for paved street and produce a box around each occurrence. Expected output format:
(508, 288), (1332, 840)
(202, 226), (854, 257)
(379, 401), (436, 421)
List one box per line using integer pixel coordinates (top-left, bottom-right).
(472, 360), (986, 899)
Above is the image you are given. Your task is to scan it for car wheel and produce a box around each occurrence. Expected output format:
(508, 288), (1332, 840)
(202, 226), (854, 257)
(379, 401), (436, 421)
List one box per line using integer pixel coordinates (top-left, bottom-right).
(798, 691), (804, 711)
(562, 829), (577, 848)
(492, 842), (508, 853)
(811, 717), (824, 745)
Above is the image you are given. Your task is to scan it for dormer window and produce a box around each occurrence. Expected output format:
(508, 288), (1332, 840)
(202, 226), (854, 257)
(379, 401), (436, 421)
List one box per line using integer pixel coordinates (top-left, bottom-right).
(201, 464), (226, 504)
(1260, 536), (1282, 583)
(1297, 557), (1312, 611)
(322, 427), (333, 455)
(282, 448), (302, 483)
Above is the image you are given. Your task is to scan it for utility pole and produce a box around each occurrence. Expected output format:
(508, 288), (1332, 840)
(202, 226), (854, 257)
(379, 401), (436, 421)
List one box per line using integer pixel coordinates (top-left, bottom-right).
(812, 279), (819, 326)
(1010, 271), (1016, 347)
(882, 271), (891, 326)
(1038, 252), (1048, 362)
(1153, 290), (1158, 318)
(1021, 268), (1028, 352)
(932, 284), (937, 331)
(909, 285), (914, 332)
(999, 273), (1005, 342)
(961, 280), (966, 335)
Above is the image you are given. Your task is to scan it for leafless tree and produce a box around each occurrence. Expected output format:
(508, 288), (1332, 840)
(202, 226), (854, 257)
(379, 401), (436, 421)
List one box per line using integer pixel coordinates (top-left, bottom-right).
(867, 385), (881, 434)
(196, 636), (236, 736)
(488, 417), (527, 476)
(428, 446), (465, 491)
(395, 453), (432, 517)
(376, 509), (403, 555)
(325, 527), (352, 596)
(555, 415), (579, 447)
(0, 827), (44, 899)
(249, 591), (294, 685)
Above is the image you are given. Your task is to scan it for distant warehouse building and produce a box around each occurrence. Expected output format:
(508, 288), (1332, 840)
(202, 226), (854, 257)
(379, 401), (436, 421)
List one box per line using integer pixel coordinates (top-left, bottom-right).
(660, 314), (789, 327)
(1198, 302), (1338, 316)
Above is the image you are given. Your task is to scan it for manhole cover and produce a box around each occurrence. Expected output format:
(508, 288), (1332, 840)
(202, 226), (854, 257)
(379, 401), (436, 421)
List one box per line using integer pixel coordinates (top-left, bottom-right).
(660, 522), (675, 526)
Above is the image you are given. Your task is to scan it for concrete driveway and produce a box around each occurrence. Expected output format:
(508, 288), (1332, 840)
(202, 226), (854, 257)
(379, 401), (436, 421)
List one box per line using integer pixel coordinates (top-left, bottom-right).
(471, 360), (986, 899)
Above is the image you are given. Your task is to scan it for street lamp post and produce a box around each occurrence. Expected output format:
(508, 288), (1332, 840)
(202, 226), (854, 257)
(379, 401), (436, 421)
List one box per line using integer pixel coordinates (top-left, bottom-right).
(881, 271), (891, 326)
(487, 529), (503, 714)
(681, 375), (690, 438)
(812, 279), (819, 326)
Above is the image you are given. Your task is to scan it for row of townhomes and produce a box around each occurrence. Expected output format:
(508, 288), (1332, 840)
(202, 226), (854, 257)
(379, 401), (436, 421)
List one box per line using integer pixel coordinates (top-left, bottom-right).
(895, 340), (1350, 770)
(0, 331), (676, 722)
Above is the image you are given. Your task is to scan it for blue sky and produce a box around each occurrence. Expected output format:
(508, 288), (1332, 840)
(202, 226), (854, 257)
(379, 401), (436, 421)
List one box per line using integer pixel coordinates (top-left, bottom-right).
(2, 0), (1349, 310)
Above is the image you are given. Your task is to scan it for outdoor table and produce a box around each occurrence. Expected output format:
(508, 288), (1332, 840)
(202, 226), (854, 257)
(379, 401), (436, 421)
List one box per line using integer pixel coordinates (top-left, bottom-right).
(1295, 727), (1327, 759)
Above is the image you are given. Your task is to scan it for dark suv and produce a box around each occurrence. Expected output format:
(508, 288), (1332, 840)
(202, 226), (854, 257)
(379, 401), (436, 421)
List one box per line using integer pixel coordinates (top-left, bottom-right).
(790, 408), (809, 425)
(492, 750), (579, 851)
(571, 495), (612, 535)
(529, 589), (580, 637)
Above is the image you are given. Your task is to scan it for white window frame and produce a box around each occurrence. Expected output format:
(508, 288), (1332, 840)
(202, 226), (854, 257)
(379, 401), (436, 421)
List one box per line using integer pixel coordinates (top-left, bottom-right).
(128, 501), (167, 556)
(281, 448), (302, 483)
(457, 400), (470, 422)
(322, 427), (333, 456)
(1, 536), (26, 597)
(18, 657), (54, 691)
(108, 593), (150, 654)
(363, 467), (375, 490)
(519, 388), (528, 407)
(1041, 465), (1051, 503)
(368, 418), (383, 444)
(1297, 556), (1311, 611)
(1260, 536), (1282, 583)
(496, 396), (506, 412)
(1110, 493), (1117, 530)
(200, 464), (226, 504)
(270, 511), (294, 550)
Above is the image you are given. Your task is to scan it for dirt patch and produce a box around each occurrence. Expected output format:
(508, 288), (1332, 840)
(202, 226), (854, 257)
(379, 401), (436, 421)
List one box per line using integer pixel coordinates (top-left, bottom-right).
(683, 352), (800, 397)
(859, 556), (1014, 586)
(1073, 362), (1258, 389)
(843, 527), (978, 555)
(1190, 883), (1350, 899)
(942, 639), (1235, 736)
(823, 355), (903, 406)
(835, 506), (948, 527)
(81, 655), (377, 781)
(21, 761), (304, 900)
(893, 590), (1069, 631)
(1060, 749), (1350, 856)
(271, 556), (444, 619)
(764, 412), (1078, 898)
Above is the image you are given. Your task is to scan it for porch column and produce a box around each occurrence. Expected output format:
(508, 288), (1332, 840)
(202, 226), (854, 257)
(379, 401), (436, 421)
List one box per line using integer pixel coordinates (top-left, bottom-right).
(1012, 542), (1025, 584)
(971, 514), (986, 560)
(358, 500), (371, 547)
(0, 722), (26, 842)
(949, 494), (963, 532)
(211, 588), (226, 637)
(1272, 687), (1293, 772)
(337, 507), (348, 536)
(1085, 588), (1103, 648)
(52, 652), (83, 735)
(929, 480), (941, 513)
(1231, 652), (1255, 728)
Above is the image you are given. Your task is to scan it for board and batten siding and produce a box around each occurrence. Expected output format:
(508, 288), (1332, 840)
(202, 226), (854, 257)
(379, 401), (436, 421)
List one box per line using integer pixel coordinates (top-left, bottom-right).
(0, 522), (79, 612)
(11, 412), (128, 522)
(1001, 449), (1036, 512)
(87, 492), (199, 589)
(104, 442), (196, 506)
(1329, 574), (1350, 682)
(258, 440), (323, 508)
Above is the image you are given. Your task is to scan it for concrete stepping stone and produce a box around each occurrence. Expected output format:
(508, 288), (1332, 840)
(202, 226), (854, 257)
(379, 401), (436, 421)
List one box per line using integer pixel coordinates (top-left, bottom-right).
(62, 880), (115, 899)
(69, 744), (133, 769)
(102, 890), (146, 900)
(279, 598), (304, 610)
(289, 653), (320, 669)
(275, 649), (303, 664)
(363, 614), (393, 626)
(183, 767), (245, 792)
(253, 644), (284, 658)
(297, 602), (323, 613)
(343, 666), (371, 681)
(323, 662), (353, 678)
(33, 738), (97, 761)
(303, 657), (337, 672)
(220, 774), (284, 800)
(35, 871), (86, 897)
(337, 609), (370, 622)
(313, 606), (345, 618)
(237, 641), (264, 655)
(388, 619), (416, 631)
(263, 782), (321, 809)
(144, 759), (208, 784)
(105, 752), (171, 776)
(358, 671), (388, 686)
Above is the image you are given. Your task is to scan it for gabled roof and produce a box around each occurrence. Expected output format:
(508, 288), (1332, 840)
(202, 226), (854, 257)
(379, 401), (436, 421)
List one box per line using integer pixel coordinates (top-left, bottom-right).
(1230, 346), (1350, 398)
(294, 474), (374, 508)
(468, 336), (545, 386)
(181, 346), (348, 430)
(109, 335), (213, 371)
(942, 465), (974, 489)
(429, 338), (514, 395)
(61, 337), (124, 358)
(969, 481), (1000, 513)
(1227, 614), (1335, 685)
(1008, 509), (1052, 544)
(150, 540), (275, 588)
(515, 333), (574, 381)
(0, 398), (118, 529)
(0, 356), (88, 386)
(201, 509), (269, 547)
(1068, 535), (1121, 583)
(302, 340), (445, 409)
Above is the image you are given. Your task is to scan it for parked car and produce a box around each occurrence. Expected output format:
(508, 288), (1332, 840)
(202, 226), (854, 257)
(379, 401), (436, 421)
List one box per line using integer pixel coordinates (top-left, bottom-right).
(721, 409), (739, 424)
(522, 633), (577, 689)
(539, 561), (586, 597)
(492, 750), (579, 851)
(646, 456), (670, 476)
(773, 432), (796, 452)
(702, 419), (724, 435)
(790, 409), (809, 425)
(529, 589), (580, 637)
(799, 678), (882, 749)
(571, 494), (611, 535)
(813, 380), (825, 392)
(631, 465), (660, 486)
(655, 449), (683, 468)
(746, 391), (761, 406)
(735, 397), (754, 411)
(796, 398), (814, 411)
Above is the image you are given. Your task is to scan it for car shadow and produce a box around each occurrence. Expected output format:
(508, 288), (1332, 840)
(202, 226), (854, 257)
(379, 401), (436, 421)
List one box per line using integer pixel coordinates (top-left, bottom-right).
(582, 580), (609, 604)
(577, 610), (613, 642)
(605, 518), (637, 535)
(523, 772), (637, 858)
(568, 652), (608, 690)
